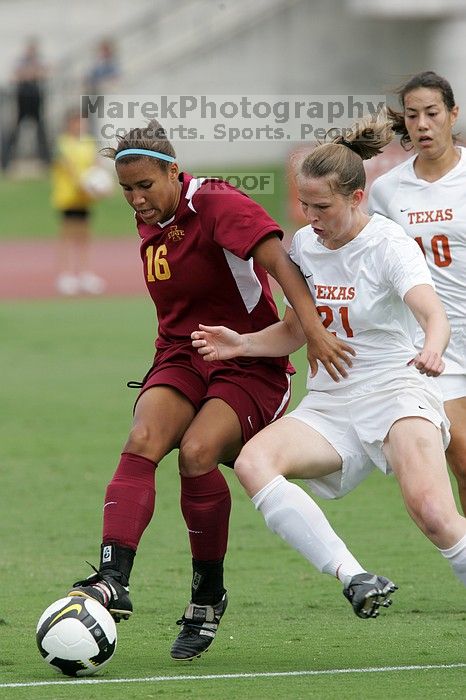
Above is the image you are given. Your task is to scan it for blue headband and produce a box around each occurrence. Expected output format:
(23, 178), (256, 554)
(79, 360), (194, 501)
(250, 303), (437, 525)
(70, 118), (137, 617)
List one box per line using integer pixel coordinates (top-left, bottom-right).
(115, 148), (176, 163)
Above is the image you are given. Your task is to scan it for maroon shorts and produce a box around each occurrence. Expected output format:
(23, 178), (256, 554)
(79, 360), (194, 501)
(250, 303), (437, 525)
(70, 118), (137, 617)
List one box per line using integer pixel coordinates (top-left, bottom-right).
(136, 342), (292, 443)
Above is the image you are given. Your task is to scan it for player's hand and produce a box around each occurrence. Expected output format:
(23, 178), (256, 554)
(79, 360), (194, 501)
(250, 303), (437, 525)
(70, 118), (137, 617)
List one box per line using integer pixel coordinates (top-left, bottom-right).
(407, 350), (445, 377)
(191, 324), (244, 361)
(307, 327), (355, 382)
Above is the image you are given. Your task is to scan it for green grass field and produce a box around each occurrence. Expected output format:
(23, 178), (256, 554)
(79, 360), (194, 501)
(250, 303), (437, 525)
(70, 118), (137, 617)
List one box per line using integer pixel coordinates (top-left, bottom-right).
(1, 298), (465, 699)
(0, 164), (289, 239)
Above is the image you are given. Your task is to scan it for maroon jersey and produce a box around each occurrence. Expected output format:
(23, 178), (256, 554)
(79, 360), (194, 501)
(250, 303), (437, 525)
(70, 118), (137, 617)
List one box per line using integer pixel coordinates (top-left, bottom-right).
(136, 173), (290, 369)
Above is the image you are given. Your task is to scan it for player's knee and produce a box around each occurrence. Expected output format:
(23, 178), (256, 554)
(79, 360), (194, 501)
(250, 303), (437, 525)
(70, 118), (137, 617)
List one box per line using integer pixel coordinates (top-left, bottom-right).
(234, 445), (259, 487)
(409, 491), (449, 540)
(178, 435), (216, 476)
(124, 423), (154, 456)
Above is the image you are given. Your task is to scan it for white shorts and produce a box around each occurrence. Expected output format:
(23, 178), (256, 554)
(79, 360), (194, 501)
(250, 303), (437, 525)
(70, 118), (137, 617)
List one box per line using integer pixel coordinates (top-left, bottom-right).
(287, 369), (450, 500)
(437, 374), (466, 402)
(424, 325), (466, 401)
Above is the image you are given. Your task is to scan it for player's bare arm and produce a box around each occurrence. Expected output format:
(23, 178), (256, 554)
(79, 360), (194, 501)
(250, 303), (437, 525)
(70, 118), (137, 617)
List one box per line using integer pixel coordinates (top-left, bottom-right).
(405, 284), (450, 377)
(192, 307), (306, 362)
(250, 234), (355, 381)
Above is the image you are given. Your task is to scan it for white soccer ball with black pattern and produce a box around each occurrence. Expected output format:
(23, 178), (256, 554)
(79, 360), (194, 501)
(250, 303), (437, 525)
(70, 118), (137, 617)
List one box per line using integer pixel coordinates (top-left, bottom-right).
(36, 596), (117, 676)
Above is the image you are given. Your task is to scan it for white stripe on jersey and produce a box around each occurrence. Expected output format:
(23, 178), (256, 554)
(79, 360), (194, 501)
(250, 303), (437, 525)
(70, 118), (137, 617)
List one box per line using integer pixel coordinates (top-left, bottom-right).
(185, 177), (206, 212)
(223, 249), (262, 313)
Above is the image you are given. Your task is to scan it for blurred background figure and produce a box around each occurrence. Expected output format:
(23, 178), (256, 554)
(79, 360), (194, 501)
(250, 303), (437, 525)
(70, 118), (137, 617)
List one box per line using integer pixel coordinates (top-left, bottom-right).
(51, 108), (107, 296)
(1, 37), (51, 173)
(84, 38), (121, 138)
(85, 38), (120, 95)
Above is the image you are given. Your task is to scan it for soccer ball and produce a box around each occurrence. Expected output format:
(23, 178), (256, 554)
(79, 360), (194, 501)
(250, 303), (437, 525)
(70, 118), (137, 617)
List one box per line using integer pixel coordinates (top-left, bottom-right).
(80, 166), (114, 200)
(36, 596), (117, 676)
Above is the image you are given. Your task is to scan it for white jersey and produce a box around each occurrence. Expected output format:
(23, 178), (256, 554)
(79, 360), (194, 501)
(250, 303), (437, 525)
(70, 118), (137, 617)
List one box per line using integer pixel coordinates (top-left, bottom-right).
(368, 147), (466, 333)
(287, 213), (433, 393)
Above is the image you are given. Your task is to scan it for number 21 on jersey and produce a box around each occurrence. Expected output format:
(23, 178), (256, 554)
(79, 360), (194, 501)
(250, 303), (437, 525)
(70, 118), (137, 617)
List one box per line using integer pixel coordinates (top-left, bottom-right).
(317, 305), (354, 337)
(146, 245), (171, 281)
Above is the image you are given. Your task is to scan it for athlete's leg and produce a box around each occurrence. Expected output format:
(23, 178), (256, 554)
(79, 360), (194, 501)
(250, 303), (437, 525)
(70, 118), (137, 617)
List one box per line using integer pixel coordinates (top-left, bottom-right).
(56, 214), (94, 295)
(235, 416), (395, 607)
(177, 398), (241, 597)
(57, 215), (90, 274)
(236, 415), (343, 494)
(104, 385), (196, 549)
(171, 398), (241, 659)
(444, 396), (466, 515)
(383, 417), (466, 585)
(177, 360), (290, 607)
(172, 363), (292, 658)
(69, 386), (196, 617)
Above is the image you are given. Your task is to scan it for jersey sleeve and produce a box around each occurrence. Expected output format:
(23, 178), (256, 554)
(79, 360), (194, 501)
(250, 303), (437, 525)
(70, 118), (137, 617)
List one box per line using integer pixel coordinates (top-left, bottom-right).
(367, 176), (390, 216)
(382, 228), (434, 299)
(283, 230), (304, 308)
(194, 181), (283, 259)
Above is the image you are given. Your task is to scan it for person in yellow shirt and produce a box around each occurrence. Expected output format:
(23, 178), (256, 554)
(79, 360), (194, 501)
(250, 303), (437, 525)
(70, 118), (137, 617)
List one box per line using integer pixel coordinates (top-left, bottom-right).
(51, 108), (107, 295)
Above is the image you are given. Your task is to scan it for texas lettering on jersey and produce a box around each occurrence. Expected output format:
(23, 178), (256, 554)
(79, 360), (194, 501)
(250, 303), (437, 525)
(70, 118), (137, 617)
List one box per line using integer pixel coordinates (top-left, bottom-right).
(407, 208), (453, 225)
(315, 284), (355, 301)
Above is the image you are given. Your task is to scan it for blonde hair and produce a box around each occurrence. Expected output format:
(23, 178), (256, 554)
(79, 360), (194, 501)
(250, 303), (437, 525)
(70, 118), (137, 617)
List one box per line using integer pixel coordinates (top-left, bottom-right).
(299, 110), (394, 196)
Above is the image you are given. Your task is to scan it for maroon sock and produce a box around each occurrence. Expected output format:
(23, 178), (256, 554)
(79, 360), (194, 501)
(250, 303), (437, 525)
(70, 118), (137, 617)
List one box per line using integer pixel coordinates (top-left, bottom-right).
(180, 468), (231, 561)
(102, 452), (156, 550)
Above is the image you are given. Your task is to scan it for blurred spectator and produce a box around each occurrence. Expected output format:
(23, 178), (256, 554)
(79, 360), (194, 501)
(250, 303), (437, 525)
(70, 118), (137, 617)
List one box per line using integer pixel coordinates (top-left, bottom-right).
(51, 108), (107, 296)
(85, 38), (121, 138)
(85, 38), (120, 94)
(1, 37), (51, 172)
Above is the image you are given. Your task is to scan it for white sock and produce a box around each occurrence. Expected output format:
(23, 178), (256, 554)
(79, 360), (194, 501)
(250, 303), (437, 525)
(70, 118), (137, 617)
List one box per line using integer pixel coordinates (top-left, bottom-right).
(252, 475), (365, 583)
(439, 533), (466, 586)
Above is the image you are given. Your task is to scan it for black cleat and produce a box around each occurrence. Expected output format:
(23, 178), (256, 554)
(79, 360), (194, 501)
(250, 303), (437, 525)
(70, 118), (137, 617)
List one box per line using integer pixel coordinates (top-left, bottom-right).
(171, 593), (228, 660)
(343, 572), (397, 619)
(68, 567), (133, 623)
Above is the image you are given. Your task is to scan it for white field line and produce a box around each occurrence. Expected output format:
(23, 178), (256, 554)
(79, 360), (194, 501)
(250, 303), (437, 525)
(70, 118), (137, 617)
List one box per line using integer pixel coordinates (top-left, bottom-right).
(1, 663), (466, 689)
